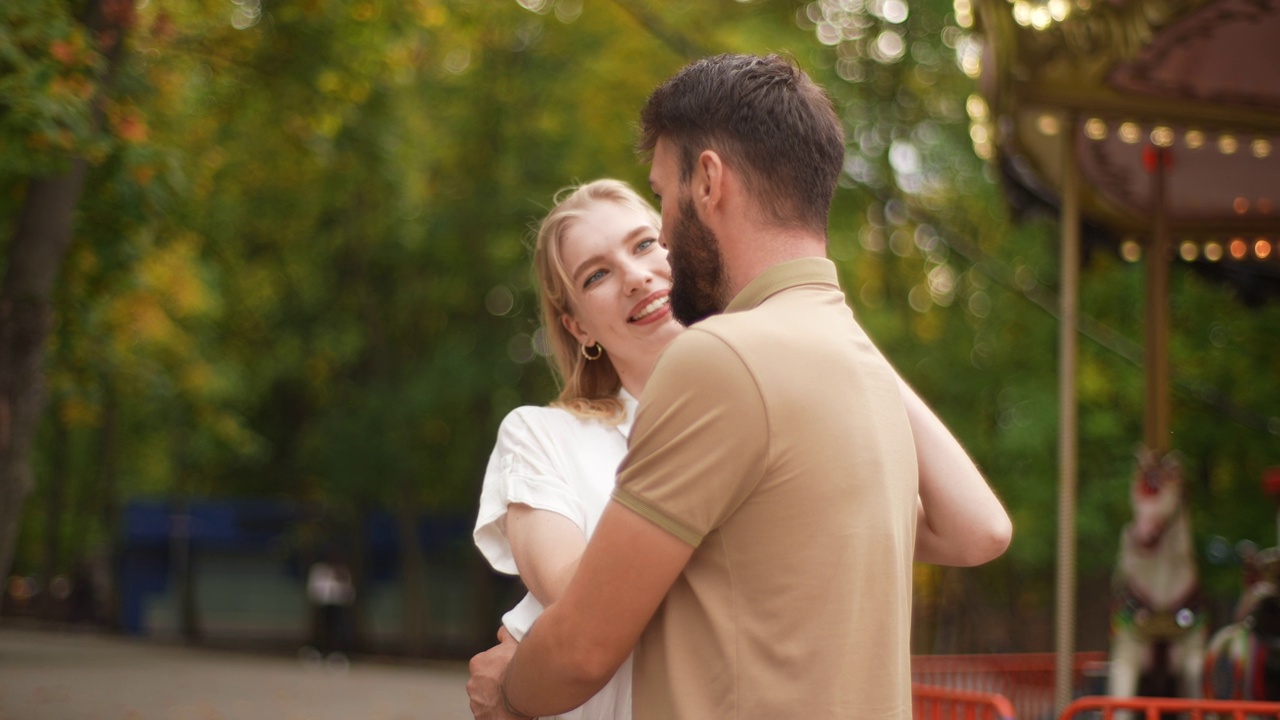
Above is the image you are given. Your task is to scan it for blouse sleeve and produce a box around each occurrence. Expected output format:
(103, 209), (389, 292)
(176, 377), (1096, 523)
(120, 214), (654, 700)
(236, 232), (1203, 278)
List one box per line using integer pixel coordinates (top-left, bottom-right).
(474, 408), (588, 575)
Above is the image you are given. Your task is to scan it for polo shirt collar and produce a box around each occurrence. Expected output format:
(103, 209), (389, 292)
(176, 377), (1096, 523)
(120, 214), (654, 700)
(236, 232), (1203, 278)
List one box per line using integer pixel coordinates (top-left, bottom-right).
(724, 256), (839, 313)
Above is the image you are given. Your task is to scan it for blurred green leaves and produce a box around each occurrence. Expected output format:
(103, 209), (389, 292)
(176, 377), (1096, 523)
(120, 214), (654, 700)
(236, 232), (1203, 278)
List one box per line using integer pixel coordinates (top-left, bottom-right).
(5, 0), (1279, 646)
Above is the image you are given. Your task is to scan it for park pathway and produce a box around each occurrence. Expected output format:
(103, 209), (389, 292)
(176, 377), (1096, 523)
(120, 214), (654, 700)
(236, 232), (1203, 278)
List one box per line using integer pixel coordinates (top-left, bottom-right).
(0, 627), (472, 720)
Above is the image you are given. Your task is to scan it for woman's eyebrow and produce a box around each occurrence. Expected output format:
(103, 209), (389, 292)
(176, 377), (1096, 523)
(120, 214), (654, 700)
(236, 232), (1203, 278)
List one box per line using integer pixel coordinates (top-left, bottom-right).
(571, 253), (608, 282)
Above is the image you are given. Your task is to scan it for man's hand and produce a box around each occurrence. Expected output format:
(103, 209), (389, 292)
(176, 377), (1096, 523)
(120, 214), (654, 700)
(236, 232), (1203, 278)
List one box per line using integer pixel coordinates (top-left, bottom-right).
(471, 501), (693, 717)
(467, 627), (530, 719)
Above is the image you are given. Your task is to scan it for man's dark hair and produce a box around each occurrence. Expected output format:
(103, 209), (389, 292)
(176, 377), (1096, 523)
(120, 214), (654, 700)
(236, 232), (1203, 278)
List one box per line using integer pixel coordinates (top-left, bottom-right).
(638, 53), (845, 234)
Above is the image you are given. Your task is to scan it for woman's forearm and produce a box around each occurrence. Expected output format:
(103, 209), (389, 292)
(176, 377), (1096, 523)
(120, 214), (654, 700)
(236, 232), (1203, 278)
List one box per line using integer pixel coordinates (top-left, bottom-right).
(900, 376), (1012, 566)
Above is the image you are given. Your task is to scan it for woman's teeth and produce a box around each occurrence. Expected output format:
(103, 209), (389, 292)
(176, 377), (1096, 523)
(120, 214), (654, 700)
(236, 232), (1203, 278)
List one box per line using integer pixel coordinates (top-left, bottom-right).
(631, 296), (669, 321)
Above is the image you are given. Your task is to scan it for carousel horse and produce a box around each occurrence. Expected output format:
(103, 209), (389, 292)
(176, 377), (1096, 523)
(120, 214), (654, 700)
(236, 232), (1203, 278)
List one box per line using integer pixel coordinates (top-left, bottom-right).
(1204, 546), (1280, 701)
(1109, 449), (1208, 710)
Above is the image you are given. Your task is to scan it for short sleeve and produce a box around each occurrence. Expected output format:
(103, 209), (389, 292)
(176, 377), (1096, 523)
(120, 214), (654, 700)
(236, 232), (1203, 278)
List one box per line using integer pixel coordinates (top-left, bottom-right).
(612, 328), (769, 547)
(474, 409), (588, 575)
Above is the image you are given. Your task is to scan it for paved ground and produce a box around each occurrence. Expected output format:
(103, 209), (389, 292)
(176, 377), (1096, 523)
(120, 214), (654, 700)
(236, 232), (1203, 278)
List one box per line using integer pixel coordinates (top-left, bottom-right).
(0, 628), (472, 720)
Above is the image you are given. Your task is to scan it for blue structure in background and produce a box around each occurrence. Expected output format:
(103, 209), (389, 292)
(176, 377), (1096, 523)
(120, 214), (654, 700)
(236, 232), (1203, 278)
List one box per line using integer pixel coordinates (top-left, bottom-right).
(118, 499), (473, 636)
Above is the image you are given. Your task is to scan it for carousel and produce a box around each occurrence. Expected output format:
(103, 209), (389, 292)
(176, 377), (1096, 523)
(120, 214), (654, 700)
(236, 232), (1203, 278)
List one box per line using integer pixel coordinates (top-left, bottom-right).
(965, 0), (1280, 709)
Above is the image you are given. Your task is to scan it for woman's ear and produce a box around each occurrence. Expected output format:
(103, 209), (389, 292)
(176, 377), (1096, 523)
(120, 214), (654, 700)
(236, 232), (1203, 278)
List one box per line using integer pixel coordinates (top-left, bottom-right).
(561, 313), (591, 347)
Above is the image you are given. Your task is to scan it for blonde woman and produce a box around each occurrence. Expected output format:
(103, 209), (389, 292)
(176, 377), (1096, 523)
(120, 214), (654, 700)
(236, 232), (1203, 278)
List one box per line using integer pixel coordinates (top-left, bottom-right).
(474, 179), (1010, 720)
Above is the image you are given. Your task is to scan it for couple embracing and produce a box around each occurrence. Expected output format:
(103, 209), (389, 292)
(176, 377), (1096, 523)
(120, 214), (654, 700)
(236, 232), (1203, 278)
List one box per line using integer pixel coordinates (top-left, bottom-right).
(469, 53), (1012, 720)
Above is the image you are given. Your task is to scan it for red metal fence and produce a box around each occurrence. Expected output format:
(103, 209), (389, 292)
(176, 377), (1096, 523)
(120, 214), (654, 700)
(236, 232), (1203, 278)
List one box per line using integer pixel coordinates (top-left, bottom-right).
(912, 652), (1109, 720)
(913, 682), (1017, 720)
(1059, 695), (1280, 719)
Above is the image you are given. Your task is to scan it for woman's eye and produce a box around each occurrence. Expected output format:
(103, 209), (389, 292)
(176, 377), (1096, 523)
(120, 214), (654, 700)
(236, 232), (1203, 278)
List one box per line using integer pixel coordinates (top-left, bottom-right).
(637, 237), (657, 252)
(583, 269), (606, 288)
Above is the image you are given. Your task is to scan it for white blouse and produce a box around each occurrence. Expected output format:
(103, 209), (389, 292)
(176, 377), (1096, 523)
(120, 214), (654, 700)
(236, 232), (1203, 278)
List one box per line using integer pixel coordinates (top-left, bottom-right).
(474, 391), (637, 720)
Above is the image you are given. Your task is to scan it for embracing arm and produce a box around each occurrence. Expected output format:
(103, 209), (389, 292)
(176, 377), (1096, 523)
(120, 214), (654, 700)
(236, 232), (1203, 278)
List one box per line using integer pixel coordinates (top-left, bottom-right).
(901, 375), (1012, 566)
(468, 501), (692, 719)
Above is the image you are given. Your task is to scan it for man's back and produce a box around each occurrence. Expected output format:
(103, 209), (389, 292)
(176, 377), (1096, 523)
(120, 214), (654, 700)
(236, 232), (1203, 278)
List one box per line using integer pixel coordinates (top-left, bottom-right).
(614, 258), (919, 719)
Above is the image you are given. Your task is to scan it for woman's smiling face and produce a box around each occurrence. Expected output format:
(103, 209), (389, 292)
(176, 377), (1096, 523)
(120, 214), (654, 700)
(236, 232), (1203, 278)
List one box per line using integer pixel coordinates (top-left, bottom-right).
(559, 199), (682, 374)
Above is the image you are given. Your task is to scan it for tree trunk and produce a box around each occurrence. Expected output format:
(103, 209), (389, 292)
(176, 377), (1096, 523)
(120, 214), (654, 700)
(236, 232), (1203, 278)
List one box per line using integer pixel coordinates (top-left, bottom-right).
(395, 489), (428, 656)
(0, 0), (132, 618)
(41, 398), (70, 620)
(170, 495), (202, 643)
(0, 162), (89, 616)
(169, 412), (202, 644)
(96, 380), (121, 629)
(346, 513), (366, 653)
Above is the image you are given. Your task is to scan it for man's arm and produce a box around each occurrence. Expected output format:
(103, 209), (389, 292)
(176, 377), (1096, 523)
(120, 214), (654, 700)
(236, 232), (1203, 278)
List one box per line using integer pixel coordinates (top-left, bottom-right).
(468, 500), (693, 719)
(900, 376), (1013, 566)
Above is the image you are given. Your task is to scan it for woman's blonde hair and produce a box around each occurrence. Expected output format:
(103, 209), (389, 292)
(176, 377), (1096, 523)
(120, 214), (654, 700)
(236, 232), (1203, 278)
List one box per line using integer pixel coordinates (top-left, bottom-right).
(533, 179), (661, 424)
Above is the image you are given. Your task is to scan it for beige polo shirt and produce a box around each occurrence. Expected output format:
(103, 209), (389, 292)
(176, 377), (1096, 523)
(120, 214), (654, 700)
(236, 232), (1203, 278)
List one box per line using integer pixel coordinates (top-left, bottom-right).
(613, 257), (918, 720)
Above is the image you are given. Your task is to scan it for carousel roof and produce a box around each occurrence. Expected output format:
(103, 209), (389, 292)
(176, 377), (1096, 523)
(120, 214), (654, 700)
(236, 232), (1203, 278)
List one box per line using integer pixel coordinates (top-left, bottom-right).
(971, 0), (1280, 303)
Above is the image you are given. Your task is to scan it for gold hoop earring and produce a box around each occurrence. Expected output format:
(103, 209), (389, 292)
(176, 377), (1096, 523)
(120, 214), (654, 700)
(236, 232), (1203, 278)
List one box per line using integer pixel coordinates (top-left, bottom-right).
(581, 342), (603, 361)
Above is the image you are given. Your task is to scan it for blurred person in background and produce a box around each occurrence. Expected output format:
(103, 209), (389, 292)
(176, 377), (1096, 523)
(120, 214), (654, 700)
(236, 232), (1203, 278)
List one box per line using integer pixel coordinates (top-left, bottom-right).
(306, 550), (355, 670)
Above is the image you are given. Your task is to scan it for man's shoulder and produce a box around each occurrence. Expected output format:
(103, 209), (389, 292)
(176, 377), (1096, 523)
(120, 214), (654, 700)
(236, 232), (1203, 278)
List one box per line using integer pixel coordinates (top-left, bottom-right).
(642, 326), (762, 408)
(658, 322), (747, 369)
(677, 302), (772, 347)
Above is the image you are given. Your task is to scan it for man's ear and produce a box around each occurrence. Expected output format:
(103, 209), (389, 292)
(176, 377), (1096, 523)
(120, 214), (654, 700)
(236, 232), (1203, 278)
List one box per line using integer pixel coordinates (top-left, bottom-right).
(694, 149), (724, 212)
(561, 313), (591, 347)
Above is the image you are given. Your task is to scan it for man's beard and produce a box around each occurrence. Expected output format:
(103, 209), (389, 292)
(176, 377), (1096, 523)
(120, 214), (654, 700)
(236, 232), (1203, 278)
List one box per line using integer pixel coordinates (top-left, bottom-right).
(668, 194), (728, 326)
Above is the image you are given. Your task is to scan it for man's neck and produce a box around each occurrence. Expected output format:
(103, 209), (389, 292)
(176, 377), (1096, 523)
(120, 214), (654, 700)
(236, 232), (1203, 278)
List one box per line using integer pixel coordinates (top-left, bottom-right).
(723, 229), (829, 300)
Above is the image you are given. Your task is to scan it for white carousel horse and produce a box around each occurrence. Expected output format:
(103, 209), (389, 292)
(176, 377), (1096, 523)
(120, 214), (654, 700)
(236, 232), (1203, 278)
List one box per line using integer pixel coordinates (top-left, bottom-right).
(1204, 546), (1280, 701)
(1109, 449), (1208, 711)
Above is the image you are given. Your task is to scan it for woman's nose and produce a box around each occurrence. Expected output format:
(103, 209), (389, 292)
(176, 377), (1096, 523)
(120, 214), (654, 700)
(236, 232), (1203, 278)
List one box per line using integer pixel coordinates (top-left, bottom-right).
(622, 262), (653, 294)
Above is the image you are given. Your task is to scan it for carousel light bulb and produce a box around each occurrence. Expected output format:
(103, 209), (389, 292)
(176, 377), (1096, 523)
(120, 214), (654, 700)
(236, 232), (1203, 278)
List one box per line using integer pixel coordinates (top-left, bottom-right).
(1085, 118), (1107, 140)
(1048, 0), (1070, 21)
(1120, 239), (1142, 262)
(1179, 241), (1199, 262)
(1253, 139), (1272, 159)
(1204, 242), (1223, 262)
(1030, 5), (1052, 28)
(1219, 134), (1239, 154)
(1256, 239), (1273, 260)
(1037, 113), (1060, 136)
(1150, 126), (1174, 147)
(1234, 197), (1250, 214)
(1230, 238), (1248, 260)
(1119, 122), (1141, 144)
(1013, 0), (1032, 25)
(1184, 130), (1205, 149)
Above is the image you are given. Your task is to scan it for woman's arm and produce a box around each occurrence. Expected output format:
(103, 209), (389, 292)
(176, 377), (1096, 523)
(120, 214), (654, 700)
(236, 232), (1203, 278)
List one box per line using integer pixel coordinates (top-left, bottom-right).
(505, 503), (588, 607)
(900, 375), (1013, 566)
